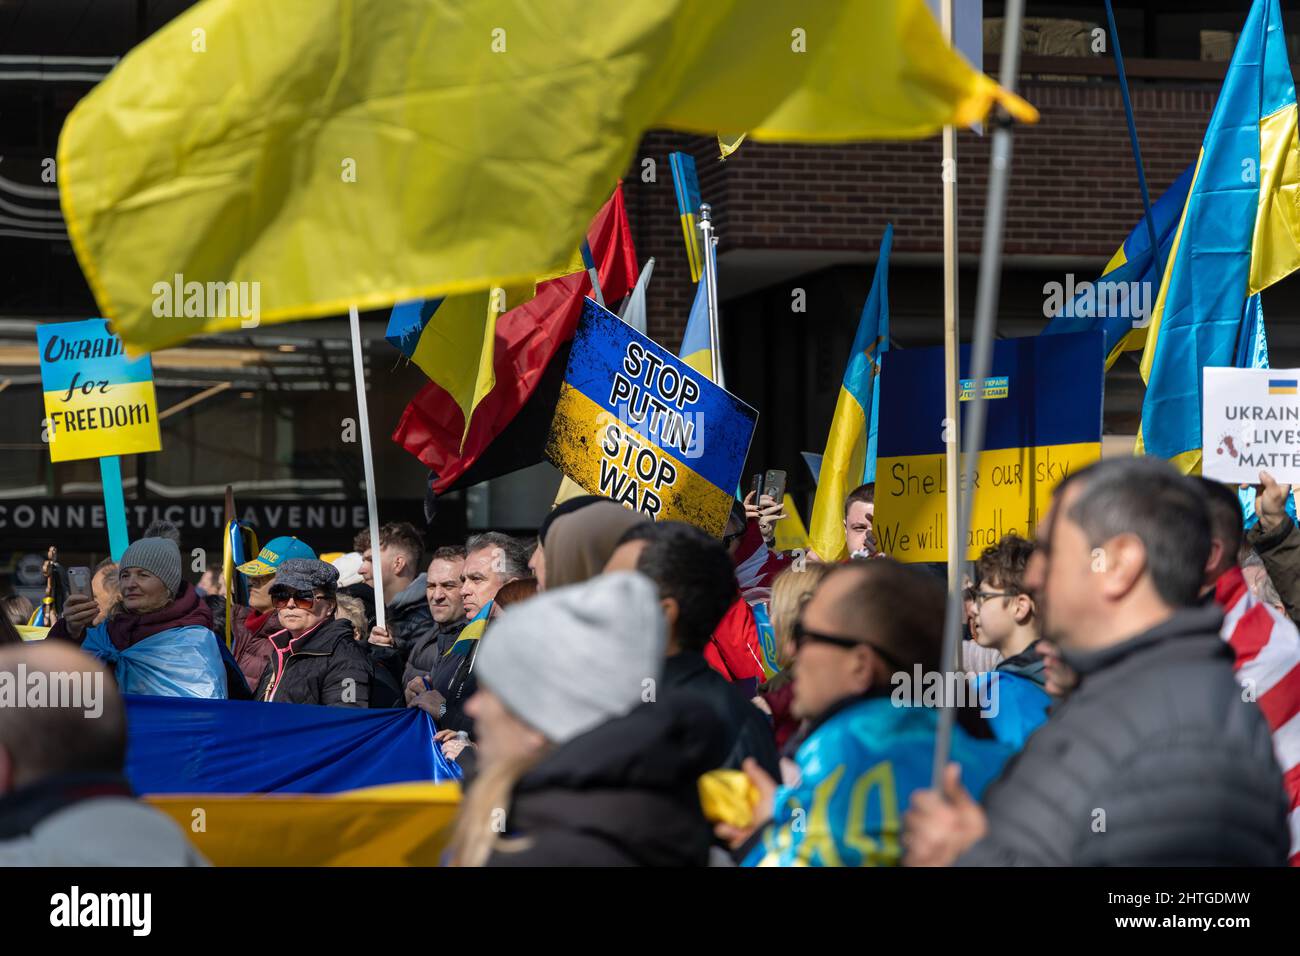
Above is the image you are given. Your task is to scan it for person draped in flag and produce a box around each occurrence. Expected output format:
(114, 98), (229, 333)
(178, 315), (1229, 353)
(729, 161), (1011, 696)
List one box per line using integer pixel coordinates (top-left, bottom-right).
(1196, 476), (1300, 865)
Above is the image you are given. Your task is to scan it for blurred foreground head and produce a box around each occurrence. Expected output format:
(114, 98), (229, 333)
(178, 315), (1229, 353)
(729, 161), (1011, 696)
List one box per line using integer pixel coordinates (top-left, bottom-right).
(1024, 457), (1210, 651)
(792, 558), (944, 720)
(0, 643), (124, 794)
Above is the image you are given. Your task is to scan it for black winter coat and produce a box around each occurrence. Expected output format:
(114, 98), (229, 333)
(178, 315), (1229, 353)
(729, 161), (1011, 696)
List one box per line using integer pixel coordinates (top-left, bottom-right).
(402, 618), (469, 687)
(254, 618), (373, 708)
(960, 604), (1290, 866)
(662, 651), (780, 779)
(486, 694), (727, 866)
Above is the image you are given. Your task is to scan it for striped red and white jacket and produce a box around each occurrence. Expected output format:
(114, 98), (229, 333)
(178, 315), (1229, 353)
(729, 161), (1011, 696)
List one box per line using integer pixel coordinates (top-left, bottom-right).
(1215, 564), (1300, 865)
(732, 520), (792, 606)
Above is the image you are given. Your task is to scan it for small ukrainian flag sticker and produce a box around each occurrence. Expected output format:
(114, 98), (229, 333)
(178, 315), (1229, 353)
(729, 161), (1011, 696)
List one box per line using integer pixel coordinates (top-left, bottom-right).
(1269, 378), (1297, 395)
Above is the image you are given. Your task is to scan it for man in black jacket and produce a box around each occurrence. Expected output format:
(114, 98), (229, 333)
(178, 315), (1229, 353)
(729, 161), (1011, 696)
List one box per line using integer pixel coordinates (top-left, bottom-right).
(606, 521), (780, 779)
(904, 458), (1290, 866)
(401, 546), (468, 686)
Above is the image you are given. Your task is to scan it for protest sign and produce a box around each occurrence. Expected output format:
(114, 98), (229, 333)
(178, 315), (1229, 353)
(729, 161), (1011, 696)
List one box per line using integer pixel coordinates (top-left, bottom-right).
(545, 298), (757, 537)
(874, 332), (1103, 562)
(1203, 367), (1300, 483)
(38, 319), (162, 463)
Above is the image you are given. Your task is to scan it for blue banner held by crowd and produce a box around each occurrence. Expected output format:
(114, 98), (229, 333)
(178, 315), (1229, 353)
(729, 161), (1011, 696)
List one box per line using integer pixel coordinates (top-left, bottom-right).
(125, 694), (460, 795)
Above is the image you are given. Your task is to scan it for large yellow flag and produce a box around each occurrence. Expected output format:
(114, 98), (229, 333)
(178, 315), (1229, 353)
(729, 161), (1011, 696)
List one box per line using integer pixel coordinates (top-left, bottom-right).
(59, 0), (1035, 354)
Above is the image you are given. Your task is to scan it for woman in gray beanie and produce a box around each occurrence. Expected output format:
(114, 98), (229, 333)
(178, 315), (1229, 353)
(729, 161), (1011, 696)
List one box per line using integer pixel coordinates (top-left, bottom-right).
(446, 571), (727, 867)
(55, 536), (232, 698)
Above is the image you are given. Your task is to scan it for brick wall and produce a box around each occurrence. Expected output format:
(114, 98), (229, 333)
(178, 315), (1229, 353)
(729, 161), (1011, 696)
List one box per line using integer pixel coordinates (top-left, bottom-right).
(624, 80), (1219, 349)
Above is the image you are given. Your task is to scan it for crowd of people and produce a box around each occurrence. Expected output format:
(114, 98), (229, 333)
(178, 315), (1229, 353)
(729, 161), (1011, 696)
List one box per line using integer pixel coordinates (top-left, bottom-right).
(2, 457), (1300, 866)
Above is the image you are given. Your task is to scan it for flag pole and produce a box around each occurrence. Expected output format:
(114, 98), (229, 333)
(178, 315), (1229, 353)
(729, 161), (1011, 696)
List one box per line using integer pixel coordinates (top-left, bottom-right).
(698, 203), (724, 387)
(933, 0), (1027, 788)
(1104, 0), (1160, 258)
(349, 304), (386, 630)
(580, 239), (606, 309)
(940, 0), (962, 672)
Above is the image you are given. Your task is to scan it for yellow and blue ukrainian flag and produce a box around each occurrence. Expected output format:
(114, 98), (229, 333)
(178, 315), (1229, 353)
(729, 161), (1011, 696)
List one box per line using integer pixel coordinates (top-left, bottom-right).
(808, 225), (892, 561)
(1042, 163), (1193, 370)
(670, 152), (705, 283)
(679, 264), (715, 380)
(1137, 0), (1300, 472)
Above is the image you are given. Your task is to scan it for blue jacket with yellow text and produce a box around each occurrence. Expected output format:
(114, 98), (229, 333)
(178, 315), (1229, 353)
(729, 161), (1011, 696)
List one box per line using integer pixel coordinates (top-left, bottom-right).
(744, 693), (1013, 866)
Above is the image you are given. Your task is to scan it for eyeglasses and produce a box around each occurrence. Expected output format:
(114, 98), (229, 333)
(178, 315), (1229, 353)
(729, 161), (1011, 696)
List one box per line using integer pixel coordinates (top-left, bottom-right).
(271, 590), (321, 610)
(967, 589), (1019, 606)
(792, 619), (906, 670)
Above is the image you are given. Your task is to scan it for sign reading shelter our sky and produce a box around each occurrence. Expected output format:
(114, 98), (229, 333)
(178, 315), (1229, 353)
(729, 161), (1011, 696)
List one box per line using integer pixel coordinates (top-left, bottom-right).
(37, 319), (162, 463)
(546, 298), (757, 537)
(1203, 367), (1300, 484)
(874, 332), (1104, 563)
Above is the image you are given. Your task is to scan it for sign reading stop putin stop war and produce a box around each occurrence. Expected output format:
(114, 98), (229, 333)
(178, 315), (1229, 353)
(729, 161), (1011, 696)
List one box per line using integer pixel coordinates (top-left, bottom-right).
(546, 299), (757, 537)
(38, 319), (162, 463)
(874, 332), (1103, 563)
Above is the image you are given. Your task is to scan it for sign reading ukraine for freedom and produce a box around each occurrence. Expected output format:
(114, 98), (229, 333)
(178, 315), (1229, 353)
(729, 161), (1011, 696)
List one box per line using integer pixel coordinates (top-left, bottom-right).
(874, 332), (1103, 563)
(546, 299), (757, 537)
(1203, 368), (1300, 484)
(37, 319), (161, 463)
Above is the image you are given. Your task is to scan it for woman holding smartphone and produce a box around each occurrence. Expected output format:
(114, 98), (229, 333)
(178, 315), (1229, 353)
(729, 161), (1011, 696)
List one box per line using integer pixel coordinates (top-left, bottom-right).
(51, 536), (230, 698)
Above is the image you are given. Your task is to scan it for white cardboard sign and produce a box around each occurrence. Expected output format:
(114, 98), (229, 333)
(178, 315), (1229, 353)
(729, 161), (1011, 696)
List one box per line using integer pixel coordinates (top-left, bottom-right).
(1203, 366), (1300, 483)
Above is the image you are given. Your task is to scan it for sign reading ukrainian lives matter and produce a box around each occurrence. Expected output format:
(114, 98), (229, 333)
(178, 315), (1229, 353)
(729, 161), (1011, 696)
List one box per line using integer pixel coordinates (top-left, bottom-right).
(1203, 367), (1300, 484)
(874, 332), (1104, 563)
(37, 319), (162, 463)
(546, 298), (757, 537)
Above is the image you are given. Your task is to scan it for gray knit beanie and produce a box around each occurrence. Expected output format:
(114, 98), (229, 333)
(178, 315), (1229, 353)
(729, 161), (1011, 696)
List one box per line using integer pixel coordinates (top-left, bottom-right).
(475, 571), (665, 745)
(119, 536), (183, 597)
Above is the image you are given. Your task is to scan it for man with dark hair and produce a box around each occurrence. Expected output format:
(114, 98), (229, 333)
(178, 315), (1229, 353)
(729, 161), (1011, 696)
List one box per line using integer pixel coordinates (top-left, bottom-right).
(714, 559), (1012, 866)
(401, 546), (469, 690)
(1193, 476), (1300, 864)
(844, 482), (876, 556)
(905, 458), (1290, 866)
(605, 522), (779, 778)
(0, 643), (206, 864)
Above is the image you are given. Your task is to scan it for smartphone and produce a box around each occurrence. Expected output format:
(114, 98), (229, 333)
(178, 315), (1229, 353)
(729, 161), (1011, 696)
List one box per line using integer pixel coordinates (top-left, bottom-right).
(68, 565), (92, 596)
(749, 472), (764, 502)
(763, 469), (787, 505)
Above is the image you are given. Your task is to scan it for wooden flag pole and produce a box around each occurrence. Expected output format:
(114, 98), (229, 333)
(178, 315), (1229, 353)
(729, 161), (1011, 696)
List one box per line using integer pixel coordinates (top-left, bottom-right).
(940, 0), (962, 673)
(349, 305), (386, 630)
(933, 0), (1027, 788)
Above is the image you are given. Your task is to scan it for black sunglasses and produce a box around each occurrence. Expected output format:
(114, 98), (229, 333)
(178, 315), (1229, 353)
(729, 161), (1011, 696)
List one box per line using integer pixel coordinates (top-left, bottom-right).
(792, 619), (907, 670)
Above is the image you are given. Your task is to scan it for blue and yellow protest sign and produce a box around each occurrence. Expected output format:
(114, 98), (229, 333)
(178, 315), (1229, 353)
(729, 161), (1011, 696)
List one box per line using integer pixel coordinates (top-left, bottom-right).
(37, 319), (161, 463)
(546, 298), (757, 537)
(874, 332), (1103, 563)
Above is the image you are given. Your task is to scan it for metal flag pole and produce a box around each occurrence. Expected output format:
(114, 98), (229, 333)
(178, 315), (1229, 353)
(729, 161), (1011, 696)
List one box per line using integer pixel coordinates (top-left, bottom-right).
(1104, 0), (1160, 257)
(349, 304), (386, 630)
(932, 0), (1028, 788)
(699, 203), (725, 387)
(941, 0), (962, 671)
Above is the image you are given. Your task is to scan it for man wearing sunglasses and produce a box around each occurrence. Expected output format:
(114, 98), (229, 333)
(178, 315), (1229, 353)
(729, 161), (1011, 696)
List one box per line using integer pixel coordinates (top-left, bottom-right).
(716, 559), (1013, 867)
(252, 559), (373, 708)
